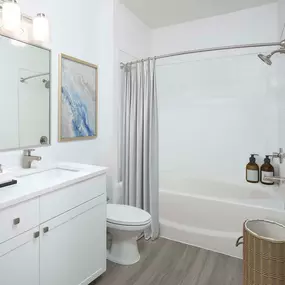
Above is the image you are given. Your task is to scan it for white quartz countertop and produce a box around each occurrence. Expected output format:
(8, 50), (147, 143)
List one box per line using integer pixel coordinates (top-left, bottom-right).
(0, 162), (107, 211)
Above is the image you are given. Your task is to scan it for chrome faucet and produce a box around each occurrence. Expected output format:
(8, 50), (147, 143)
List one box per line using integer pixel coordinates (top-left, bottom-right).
(272, 148), (285, 164)
(22, 149), (42, 169)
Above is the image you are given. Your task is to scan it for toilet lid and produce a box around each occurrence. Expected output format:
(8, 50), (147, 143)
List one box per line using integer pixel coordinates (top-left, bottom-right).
(107, 204), (151, 226)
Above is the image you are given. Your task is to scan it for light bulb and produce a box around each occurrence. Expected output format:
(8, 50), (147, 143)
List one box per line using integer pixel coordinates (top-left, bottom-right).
(33, 13), (50, 43)
(2, 1), (21, 32)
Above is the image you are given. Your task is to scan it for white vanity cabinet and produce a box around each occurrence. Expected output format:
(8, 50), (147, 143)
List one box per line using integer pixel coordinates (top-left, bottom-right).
(0, 166), (107, 285)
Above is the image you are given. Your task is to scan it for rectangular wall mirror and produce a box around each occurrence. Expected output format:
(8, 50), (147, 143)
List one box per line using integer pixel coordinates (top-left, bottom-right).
(0, 35), (51, 151)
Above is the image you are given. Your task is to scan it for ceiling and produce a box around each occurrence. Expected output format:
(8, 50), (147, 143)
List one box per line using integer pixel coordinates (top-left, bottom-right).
(121, 0), (277, 29)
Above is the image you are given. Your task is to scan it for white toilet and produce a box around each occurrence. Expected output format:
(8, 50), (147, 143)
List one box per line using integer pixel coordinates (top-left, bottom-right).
(107, 204), (151, 265)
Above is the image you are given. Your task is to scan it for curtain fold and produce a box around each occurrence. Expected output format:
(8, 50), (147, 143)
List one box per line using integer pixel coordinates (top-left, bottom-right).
(120, 59), (159, 240)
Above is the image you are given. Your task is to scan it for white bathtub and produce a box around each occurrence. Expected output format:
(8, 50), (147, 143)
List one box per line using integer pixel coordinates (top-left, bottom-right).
(159, 179), (285, 259)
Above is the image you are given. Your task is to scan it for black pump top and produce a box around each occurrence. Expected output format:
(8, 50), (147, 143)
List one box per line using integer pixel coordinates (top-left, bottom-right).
(264, 155), (271, 164)
(249, 154), (258, 163)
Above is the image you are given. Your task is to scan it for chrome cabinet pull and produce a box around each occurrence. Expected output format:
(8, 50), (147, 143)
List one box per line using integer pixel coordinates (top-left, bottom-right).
(33, 231), (40, 239)
(43, 227), (49, 233)
(13, 218), (20, 225)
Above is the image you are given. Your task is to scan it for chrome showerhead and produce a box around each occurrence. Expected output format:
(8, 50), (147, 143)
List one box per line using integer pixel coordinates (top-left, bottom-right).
(257, 39), (285, 65)
(258, 48), (285, 66)
(258, 53), (272, 65)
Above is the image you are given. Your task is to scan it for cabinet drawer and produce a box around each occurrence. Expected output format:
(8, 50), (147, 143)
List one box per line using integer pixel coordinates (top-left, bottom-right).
(0, 198), (39, 244)
(40, 175), (106, 223)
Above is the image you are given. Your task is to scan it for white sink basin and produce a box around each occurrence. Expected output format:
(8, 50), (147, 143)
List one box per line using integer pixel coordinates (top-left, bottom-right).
(16, 167), (79, 179)
(15, 167), (81, 187)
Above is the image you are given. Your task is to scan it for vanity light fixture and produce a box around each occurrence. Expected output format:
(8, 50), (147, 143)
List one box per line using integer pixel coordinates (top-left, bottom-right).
(2, 0), (21, 32)
(0, 0), (50, 44)
(33, 13), (49, 43)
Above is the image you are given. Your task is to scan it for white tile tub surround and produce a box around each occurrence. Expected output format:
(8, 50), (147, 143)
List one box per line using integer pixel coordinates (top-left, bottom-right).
(159, 179), (285, 259)
(157, 48), (280, 189)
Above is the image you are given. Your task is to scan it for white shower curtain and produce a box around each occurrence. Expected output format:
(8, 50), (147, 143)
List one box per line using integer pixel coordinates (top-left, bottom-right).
(120, 59), (159, 240)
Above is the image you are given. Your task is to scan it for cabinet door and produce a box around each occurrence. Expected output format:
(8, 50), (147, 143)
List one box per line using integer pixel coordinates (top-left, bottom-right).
(40, 196), (106, 285)
(0, 227), (40, 285)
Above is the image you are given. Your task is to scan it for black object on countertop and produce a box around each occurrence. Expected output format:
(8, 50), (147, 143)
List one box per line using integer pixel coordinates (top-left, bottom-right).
(0, 180), (18, 188)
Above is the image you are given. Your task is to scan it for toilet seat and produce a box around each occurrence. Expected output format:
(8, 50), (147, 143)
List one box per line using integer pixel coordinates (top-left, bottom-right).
(107, 204), (151, 227)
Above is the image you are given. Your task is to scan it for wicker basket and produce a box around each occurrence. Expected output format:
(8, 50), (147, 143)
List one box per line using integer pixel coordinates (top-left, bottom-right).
(236, 220), (285, 285)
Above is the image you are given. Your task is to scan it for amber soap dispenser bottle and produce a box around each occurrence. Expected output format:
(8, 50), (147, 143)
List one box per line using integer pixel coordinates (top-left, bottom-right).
(246, 154), (259, 183)
(260, 155), (274, 185)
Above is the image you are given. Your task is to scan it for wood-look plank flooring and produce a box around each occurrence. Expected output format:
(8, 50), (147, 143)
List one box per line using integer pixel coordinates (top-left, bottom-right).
(91, 238), (243, 285)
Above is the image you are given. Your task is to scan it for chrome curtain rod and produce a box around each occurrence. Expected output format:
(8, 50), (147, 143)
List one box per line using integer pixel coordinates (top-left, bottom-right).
(20, 72), (49, 83)
(120, 41), (282, 67)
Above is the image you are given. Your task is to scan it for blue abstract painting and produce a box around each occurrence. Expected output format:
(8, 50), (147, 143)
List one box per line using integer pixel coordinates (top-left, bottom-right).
(59, 54), (97, 141)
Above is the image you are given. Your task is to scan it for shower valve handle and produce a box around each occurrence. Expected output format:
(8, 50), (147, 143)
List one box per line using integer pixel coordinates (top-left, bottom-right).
(273, 148), (285, 164)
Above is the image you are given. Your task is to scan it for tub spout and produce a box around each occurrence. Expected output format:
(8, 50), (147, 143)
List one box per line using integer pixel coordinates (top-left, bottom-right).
(263, 176), (285, 185)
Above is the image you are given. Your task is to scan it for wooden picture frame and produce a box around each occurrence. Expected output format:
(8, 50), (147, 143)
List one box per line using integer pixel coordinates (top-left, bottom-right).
(58, 53), (98, 142)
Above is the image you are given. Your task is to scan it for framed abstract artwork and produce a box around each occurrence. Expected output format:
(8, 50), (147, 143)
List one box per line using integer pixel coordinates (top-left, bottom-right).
(58, 53), (98, 142)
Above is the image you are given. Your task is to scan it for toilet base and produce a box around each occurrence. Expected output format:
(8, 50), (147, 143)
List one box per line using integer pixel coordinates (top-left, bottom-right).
(107, 228), (141, 265)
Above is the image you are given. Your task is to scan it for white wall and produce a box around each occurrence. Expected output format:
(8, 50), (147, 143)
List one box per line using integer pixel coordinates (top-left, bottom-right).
(152, 4), (281, 188)
(115, 2), (151, 61)
(0, 0), (116, 198)
(278, 0), (285, 38)
(151, 4), (279, 56)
